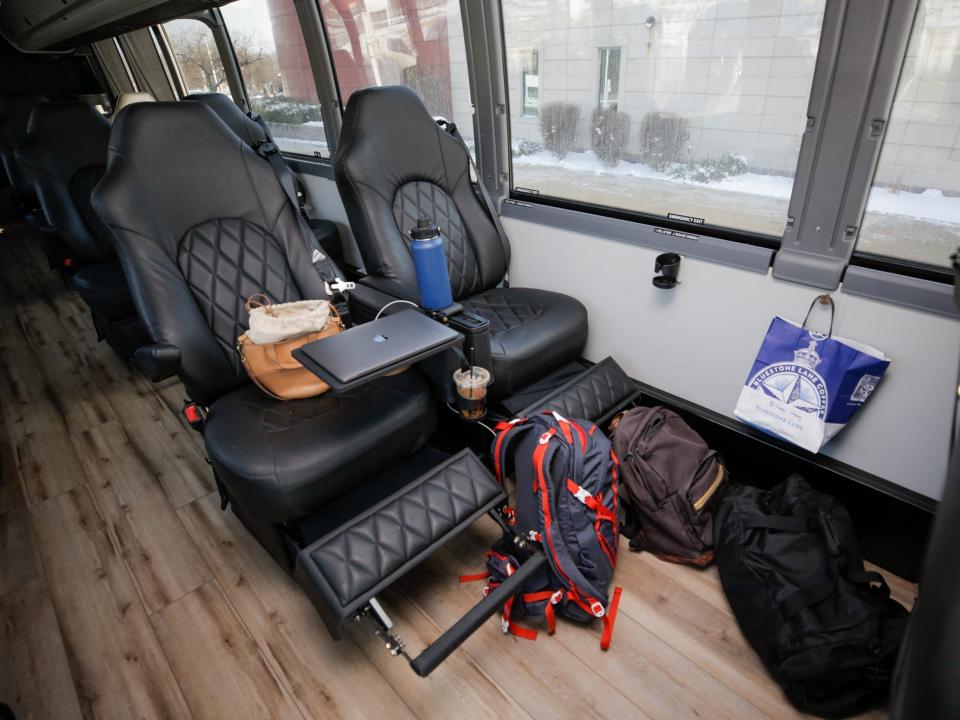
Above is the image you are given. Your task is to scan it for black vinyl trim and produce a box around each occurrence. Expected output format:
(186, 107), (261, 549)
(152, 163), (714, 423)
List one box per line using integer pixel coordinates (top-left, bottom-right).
(510, 189), (782, 251)
(635, 379), (938, 514)
(848, 251), (953, 285)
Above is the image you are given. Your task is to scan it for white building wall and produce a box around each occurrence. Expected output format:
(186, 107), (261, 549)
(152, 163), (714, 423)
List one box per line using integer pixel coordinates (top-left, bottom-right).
(496, 0), (960, 193)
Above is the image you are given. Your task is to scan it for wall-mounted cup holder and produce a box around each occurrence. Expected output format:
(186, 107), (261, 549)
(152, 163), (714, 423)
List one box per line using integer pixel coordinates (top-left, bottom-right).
(653, 252), (682, 289)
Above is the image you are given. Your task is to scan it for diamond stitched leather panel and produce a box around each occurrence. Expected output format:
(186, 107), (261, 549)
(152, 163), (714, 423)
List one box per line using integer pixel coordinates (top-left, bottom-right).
(178, 218), (300, 372)
(522, 358), (638, 423)
(307, 452), (501, 606)
(392, 180), (482, 299)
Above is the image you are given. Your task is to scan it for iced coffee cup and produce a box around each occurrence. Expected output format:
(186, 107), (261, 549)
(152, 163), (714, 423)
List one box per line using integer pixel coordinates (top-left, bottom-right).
(453, 366), (491, 419)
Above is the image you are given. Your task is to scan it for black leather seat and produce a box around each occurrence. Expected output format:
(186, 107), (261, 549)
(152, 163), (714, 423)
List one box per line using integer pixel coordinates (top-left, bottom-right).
(16, 102), (114, 264)
(335, 86), (588, 398)
(91, 102), (436, 542)
(16, 101), (147, 358)
(0, 94), (46, 201)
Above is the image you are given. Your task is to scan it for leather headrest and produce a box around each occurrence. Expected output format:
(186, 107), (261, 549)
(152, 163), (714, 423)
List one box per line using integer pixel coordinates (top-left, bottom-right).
(110, 91), (155, 121)
(19, 102), (110, 176)
(340, 85), (442, 163)
(0, 94), (47, 140)
(185, 93), (267, 147)
(102, 101), (282, 250)
(27, 101), (109, 138)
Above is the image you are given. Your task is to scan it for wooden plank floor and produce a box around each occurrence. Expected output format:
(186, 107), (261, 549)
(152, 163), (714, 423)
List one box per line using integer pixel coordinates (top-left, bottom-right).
(0, 223), (917, 720)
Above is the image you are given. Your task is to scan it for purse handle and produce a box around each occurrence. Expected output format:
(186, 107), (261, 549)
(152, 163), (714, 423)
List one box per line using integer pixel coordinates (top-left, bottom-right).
(802, 294), (835, 338)
(245, 293), (273, 314)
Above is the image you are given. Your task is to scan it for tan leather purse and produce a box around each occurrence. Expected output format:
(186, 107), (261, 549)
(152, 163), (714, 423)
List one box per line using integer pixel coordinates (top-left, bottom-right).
(237, 296), (343, 400)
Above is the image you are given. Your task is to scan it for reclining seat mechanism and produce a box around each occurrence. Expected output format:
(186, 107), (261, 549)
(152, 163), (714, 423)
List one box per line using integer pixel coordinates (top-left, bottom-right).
(92, 102), (548, 676)
(335, 85), (589, 400)
(16, 100), (149, 360)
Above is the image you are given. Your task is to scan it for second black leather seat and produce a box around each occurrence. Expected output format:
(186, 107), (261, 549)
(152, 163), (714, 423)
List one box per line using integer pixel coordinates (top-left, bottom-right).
(0, 93), (46, 203)
(16, 101), (146, 358)
(335, 86), (588, 398)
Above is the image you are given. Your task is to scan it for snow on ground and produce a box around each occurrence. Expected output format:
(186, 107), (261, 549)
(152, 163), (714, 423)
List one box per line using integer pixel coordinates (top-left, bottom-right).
(513, 149), (960, 224)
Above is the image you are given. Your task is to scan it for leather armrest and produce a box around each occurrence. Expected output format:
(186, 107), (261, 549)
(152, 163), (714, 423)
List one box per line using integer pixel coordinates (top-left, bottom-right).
(133, 343), (181, 382)
(348, 277), (419, 324)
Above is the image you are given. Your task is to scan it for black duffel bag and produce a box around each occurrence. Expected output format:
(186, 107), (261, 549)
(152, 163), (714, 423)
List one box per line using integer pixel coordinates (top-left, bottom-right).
(715, 475), (909, 718)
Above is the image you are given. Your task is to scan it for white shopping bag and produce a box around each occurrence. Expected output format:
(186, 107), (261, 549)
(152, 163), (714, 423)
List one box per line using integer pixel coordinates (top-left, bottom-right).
(734, 295), (890, 453)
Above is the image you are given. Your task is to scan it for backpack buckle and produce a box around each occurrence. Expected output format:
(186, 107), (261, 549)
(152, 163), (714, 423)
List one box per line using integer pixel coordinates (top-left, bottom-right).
(590, 601), (605, 618)
(539, 431), (552, 445)
(550, 590), (564, 605)
(500, 616), (510, 634)
(572, 485), (592, 505)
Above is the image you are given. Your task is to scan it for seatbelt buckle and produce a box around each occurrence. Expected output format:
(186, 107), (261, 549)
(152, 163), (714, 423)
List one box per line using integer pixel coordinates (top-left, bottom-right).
(181, 400), (207, 432)
(255, 141), (279, 156)
(324, 278), (356, 295)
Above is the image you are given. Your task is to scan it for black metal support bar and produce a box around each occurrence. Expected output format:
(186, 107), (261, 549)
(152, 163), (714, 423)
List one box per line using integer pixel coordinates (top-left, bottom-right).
(409, 551), (548, 677)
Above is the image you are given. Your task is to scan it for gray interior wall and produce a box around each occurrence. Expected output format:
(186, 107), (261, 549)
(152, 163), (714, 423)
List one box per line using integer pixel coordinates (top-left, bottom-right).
(503, 216), (959, 500)
(294, 164), (958, 501)
(299, 173), (364, 270)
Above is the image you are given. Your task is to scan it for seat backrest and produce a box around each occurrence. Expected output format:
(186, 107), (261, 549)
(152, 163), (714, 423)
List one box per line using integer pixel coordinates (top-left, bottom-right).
(92, 102), (334, 405)
(109, 91), (155, 122)
(336, 86), (510, 301)
(0, 94), (47, 194)
(16, 101), (113, 262)
(185, 93), (268, 147)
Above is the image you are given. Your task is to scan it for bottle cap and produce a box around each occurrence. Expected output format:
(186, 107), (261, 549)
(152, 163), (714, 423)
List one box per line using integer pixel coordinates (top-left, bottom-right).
(410, 216), (439, 240)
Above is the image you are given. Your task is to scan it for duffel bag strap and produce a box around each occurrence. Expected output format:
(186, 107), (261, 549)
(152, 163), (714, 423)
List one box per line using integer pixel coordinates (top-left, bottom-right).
(779, 570), (890, 620)
(741, 515), (815, 532)
(779, 579), (838, 620)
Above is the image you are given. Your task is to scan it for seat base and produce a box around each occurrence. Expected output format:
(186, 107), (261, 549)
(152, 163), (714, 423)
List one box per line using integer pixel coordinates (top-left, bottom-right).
(294, 449), (505, 638)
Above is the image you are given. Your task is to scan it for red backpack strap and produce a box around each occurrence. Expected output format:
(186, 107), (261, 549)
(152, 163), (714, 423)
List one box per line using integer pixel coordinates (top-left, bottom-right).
(599, 586), (623, 651)
(492, 417), (528, 484)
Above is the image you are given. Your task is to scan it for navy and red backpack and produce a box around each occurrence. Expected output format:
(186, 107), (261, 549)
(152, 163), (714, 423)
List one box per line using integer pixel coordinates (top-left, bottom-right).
(466, 412), (622, 648)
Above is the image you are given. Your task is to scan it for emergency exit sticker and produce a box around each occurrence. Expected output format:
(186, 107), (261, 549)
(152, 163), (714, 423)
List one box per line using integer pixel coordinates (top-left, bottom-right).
(667, 212), (705, 225)
(654, 227), (699, 241)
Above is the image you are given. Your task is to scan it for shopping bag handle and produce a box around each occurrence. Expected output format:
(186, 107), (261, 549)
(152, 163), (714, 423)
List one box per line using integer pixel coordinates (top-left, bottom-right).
(802, 294), (834, 337)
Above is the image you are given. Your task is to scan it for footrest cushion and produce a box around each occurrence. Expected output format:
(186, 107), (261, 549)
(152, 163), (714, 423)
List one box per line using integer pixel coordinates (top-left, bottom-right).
(295, 449), (505, 637)
(520, 356), (639, 425)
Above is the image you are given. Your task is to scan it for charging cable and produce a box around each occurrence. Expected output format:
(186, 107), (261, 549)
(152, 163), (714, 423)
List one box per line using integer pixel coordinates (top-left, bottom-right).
(374, 299), (419, 320)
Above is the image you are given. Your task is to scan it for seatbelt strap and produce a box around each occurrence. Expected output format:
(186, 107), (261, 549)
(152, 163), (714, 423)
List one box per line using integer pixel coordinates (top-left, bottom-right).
(254, 140), (355, 323)
(249, 112), (308, 215)
(436, 119), (510, 287)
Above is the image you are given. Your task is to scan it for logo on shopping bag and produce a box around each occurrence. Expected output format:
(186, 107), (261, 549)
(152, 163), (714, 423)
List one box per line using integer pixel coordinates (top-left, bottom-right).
(748, 339), (829, 419)
(850, 374), (881, 403)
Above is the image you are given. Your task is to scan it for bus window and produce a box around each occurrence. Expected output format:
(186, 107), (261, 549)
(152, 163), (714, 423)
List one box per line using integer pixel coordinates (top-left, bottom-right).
(317, 0), (473, 152)
(220, 0), (331, 158)
(856, 0), (960, 269)
(162, 19), (229, 95)
(501, 0), (827, 239)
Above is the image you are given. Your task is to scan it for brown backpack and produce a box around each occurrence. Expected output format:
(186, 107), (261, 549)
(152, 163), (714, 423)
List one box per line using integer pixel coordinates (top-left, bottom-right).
(610, 406), (727, 566)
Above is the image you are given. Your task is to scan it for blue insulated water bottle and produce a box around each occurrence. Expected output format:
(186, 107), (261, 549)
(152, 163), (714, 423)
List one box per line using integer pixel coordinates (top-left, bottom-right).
(410, 217), (454, 310)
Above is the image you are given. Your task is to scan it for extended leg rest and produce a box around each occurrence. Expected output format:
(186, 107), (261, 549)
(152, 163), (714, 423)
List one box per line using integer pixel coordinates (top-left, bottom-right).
(518, 356), (641, 426)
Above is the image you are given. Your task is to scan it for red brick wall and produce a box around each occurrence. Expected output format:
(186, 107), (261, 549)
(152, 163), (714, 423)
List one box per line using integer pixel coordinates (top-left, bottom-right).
(266, 0), (318, 102)
(268, 0), (452, 111)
